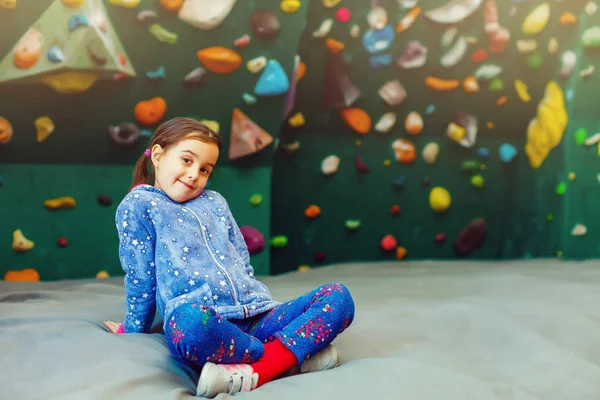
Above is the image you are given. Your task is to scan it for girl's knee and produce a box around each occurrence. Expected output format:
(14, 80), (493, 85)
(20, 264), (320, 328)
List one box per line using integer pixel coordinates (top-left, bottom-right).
(322, 282), (355, 319)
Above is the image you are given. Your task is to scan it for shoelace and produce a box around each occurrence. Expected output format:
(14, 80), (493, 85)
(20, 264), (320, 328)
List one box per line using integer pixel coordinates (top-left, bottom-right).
(222, 364), (256, 393)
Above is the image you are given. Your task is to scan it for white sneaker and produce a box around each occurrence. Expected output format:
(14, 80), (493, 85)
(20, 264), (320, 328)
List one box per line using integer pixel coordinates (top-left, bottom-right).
(196, 362), (258, 398)
(283, 344), (340, 377)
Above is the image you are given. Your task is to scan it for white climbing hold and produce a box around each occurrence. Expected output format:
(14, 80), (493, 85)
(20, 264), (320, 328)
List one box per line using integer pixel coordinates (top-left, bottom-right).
(422, 142), (439, 164)
(313, 18), (333, 38)
(441, 26), (457, 48)
(586, 1), (597, 15)
(374, 112), (397, 133)
(321, 155), (340, 175)
(571, 223), (587, 236)
(580, 65), (595, 78)
(516, 39), (537, 54)
(441, 35), (467, 68)
(350, 24), (360, 38)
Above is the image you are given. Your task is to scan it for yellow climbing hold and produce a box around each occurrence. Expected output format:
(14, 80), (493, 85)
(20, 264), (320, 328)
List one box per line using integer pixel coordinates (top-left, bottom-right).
(322, 0), (341, 7)
(200, 120), (220, 134)
(108, 0), (140, 8)
(522, 3), (550, 35)
(298, 265), (312, 272)
(525, 81), (568, 168)
(96, 271), (110, 279)
(447, 122), (466, 142)
(12, 229), (34, 252)
(62, 0), (85, 7)
(44, 196), (76, 210)
(40, 71), (99, 94)
(383, 159), (391, 166)
(514, 79), (531, 103)
(35, 116), (55, 142)
(288, 112), (305, 127)
(281, 0), (301, 13)
(429, 186), (451, 213)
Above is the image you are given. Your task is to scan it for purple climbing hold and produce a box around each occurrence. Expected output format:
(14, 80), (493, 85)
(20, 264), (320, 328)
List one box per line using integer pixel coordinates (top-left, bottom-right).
(239, 225), (266, 255)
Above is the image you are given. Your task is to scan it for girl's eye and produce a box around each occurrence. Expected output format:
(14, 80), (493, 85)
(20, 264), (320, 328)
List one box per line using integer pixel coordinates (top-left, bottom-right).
(182, 157), (191, 164)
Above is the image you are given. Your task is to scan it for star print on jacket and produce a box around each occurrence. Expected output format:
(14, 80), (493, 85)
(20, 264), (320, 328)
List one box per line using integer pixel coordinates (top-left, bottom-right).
(115, 185), (281, 333)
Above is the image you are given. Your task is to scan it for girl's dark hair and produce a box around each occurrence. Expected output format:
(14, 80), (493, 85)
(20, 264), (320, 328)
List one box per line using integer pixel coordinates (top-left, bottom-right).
(131, 117), (222, 190)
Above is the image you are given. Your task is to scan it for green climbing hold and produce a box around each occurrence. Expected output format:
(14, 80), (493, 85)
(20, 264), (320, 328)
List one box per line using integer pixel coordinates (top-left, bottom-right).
(471, 174), (485, 188)
(489, 78), (503, 92)
(461, 160), (483, 173)
(582, 26), (600, 49)
(555, 182), (566, 195)
(546, 213), (554, 222)
(345, 219), (361, 230)
(270, 235), (288, 247)
(249, 193), (263, 206)
(574, 127), (588, 145)
(242, 93), (257, 105)
(526, 52), (542, 70)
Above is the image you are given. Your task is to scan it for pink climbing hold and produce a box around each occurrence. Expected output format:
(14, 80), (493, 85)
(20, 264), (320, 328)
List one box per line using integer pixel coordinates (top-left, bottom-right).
(239, 226), (266, 255)
(335, 7), (351, 22)
(380, 234), (397, 251)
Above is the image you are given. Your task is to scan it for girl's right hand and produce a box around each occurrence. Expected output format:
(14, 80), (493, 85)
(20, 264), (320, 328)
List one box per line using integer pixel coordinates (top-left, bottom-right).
(103, 320), (124, 334)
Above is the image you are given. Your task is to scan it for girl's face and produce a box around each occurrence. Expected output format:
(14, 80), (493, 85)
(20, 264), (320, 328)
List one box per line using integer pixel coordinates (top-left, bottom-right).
(151, 137), (219, 203)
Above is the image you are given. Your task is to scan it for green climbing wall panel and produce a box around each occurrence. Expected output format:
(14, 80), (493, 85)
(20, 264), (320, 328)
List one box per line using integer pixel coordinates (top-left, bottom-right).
(0, 164), (271, 280)
(271, 0), (600, 274)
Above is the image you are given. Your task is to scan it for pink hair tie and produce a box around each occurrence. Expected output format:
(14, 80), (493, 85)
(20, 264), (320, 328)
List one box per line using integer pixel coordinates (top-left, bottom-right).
(144, 148), (151, 157)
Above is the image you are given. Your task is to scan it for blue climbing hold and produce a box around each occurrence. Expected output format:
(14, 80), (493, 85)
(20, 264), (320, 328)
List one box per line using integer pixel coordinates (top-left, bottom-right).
(69, 14), (89, 31)
(362, 25), (395, 54)
(146, 66), (166, 79)
(369, 53), (392, 68)
(425, 104), (436, 115)
(254, 60), (289, 96)
(48, 46), (65, 63)
(476, 147), (490, 159)
(140, 129), (153, 137)
(499, 143), (517, 163)
(565, 88), (574, 102)
(393, 175), (405, 190)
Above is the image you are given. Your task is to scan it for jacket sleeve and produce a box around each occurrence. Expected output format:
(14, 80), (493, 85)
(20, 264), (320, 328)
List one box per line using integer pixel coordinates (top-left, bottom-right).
(217, 193), (257, 278)
(115, 201), (157, 333)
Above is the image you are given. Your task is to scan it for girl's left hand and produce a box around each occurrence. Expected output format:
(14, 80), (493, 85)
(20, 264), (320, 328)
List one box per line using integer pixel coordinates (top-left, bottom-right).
(103, 320), (123, 334)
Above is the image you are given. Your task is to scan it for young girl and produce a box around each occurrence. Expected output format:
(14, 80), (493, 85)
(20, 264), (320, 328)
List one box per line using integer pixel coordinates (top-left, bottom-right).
(103, 117), (355, 398)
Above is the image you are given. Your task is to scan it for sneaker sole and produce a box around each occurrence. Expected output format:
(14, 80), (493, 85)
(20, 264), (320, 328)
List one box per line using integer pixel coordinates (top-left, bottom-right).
(196, 362), (219, 398)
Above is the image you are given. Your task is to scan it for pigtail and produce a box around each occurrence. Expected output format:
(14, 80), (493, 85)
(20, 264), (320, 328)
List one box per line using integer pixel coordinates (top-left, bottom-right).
(130, 153), (152, 191)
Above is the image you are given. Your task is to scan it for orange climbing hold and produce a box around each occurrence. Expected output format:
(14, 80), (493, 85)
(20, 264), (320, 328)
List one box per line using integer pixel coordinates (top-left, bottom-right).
(496, 96), (507, 106)
(325, 38), (345, 53)
(487, 121), (495, 129)
(391, 204), (401, 215)
(425, 76), (460, 91)
(304, 204), (321, 219)
(4, 268), (40, 282)
(471, 49), (488, 63)
(559, 12), (577, 25)
(196, 46), (242, 74)
(340, 108), (371, 135)
(134, 96), (167, 126)
(297, 61), (307, 81)
(160, 0), (183, 12)
(392, 138), (417, 164)
(396, 6), (421, 32)
(404, 111), (423, 135)
(462, 76), (479, 93)
(396, 246), (407, 260)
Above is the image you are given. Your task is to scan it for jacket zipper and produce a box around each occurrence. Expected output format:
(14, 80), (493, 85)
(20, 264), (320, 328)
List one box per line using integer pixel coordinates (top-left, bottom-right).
(183, 206), (240, 306)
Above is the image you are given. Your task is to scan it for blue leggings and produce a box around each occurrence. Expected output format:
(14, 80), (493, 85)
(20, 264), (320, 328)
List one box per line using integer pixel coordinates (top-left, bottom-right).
(165, 282), (355, 368)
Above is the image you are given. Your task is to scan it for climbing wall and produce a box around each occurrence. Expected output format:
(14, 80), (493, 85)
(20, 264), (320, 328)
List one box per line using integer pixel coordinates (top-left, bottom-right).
(271, 0), (600, 273)
(0, 0), (308, 281)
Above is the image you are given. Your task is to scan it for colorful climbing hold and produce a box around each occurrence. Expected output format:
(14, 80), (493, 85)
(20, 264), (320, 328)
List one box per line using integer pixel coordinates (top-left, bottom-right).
(96, 271), (110, 279)
(345, 219), (361, 231)
(134, 96), (167, 126)
(429, 187), (451, 213)
(392, 139), (416, 164)
(391, 204), (401, 215)
(196, 46), (242, 74)
(270, 235), (288, 248)
(250, 193), (263, 206)
(149, 24), (178, 44)
(281, 0), (301, 13)
(380, 235), (397, 251)
(0, 117), (13, 144)
(254, 60), (290, 96)
(3, 268), (40, 282)
(44, 196), (76, 210)
(12, 229), (34, 252)
(522, 3), (550, 35)
(321, 155), (340, 175)
(355, 155), (369, 173)
(396, 246), (407, 260)
(57, 237), (68, 248)
(404, 111), (423, 135)
(340, 108), (371, 135)
(97, 194), (112, 206)
(304, 204), (321, 219)
(251, 10), (280, 39)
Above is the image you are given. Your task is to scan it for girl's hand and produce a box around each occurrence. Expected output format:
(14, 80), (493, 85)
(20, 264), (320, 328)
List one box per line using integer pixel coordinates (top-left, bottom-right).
(104, 320), (124, 334)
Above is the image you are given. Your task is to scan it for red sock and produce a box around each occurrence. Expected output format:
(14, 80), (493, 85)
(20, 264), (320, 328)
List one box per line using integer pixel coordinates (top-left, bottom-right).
(250, 340), (298, 387)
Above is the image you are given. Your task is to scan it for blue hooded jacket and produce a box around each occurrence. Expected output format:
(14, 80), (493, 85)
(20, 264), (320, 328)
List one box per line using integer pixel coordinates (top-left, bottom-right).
(115, 184), (280, 333)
